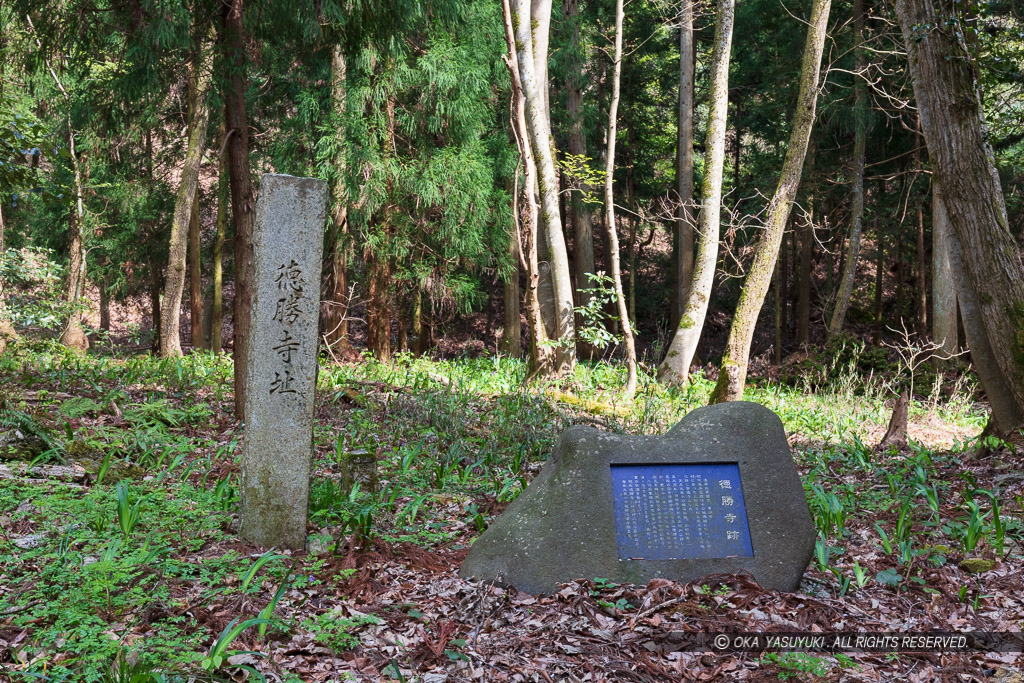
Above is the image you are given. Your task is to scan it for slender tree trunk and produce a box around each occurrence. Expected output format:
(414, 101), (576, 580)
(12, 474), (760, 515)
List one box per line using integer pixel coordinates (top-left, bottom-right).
(501, 0), (550, 375)
(672, 0), (696, 331)
(99, 280), (110, 332)
(780, 227), (790, 344)
(188, 171), (204, 348)
(604, 0), (638, 399)
(657, 0), (735, 385)
(61, 132), (89, 352)
(222, 0), (257, 418)
(411, 287), (423, 355)
(397, 289), (409, 353)
(915, 191), (927, 337)
(827, 0), (867, 338)
(211, 115), (228, 353)
(797, 177), (813, 346)
(941, 196), (1022, 430)
(773, 253), (783, 365)
(931, 180), (957, 354)
(161, 28), (215, 358)
(0, 203), (13, 354)
(149, 257), (162, 351)
(503, 225), (522, 357)
(366, 240), (392, 362)
(28, 16), (88, 352)
(513, 0), (576, 376)
(895, 232), (905, 323)
(0, 205), (13, 355)
(59, 103), (89, 351)
(709, 0), (831, 403)
(564, 0), (595, 336)
(322, 44), (350, 348)
(627, 213), (637, 326)
(873, 218), (883, 346)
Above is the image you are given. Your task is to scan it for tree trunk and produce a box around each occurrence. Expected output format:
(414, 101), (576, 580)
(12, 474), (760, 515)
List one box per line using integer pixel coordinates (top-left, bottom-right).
(501, 0), (550, 375)
(942, 198), (1023, 431)
(773, 252), (782, 365)
(322, 44), (350, 349)
(149, 257), (162, 352)
(897, 0), (1024, 435)
(827, 0), (867, 339)
(398, 289), (409, 353)
(672, 0), (696, 331)
(780, 227), (790, 344)
(411, 287), (423, 355)
(61, 137), (89, 352)
(0, 204), (13, 355)
(99, 280), (110, 332)
(873, 218), (883, 346)
(188, 176), (204, 348)
(366, 244), (392, 362)
(915, 190), (927, 337)
(564, 0), (595, 337)
(931, 180), (957, 354)
(28, 16), (89, 352)
(604, 0), (638, 399)
(513, 0), (576, 376)
(503, 236), (522, 357)
(657, 0), (735, 385)
(160, 27), (215, 358)
(212, 115), (228, 353)
(222, 0), (257, 418)
(895, 230), (905, 324)
(709, 0), (831, 403)
(797, 171), (814, 346)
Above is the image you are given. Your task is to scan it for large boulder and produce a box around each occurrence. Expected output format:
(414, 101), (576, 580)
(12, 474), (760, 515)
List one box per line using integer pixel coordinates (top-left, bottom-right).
(460, 401), (814, 594)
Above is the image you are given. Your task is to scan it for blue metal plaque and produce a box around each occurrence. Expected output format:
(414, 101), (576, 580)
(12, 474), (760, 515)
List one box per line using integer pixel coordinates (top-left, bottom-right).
(610, 463), (753, 560)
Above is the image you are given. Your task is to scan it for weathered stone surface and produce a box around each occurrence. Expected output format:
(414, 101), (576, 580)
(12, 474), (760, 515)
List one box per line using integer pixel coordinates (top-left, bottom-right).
(460, 401), (814, 594)
(240, 173), (327, 550)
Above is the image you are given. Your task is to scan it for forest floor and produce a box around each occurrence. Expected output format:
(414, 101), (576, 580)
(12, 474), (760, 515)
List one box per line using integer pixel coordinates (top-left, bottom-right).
(0, 340), (1022, 682)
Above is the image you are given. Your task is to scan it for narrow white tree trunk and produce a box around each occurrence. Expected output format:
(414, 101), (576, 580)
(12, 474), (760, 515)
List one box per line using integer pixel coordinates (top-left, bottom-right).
(673, 0), (696, 330)
(657, 0), (735, 385)
(827, 0), (867, 338)
(514, 0), (576, 375)
(604, 0), (638, 399)
(502, 0), (552, 376)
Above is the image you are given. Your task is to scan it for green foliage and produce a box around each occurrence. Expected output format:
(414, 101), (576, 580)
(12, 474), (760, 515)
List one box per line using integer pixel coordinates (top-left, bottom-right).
(0, 91), (51, 200)
(115, 482), (144, 537)
(0, 247), (76, 333)
(201, 617), (269, 674)
(573, 272), (623, 350)
(758, 652), (832, 680)
(0, 342), (1010, 680)
(301, 611), (382, 653)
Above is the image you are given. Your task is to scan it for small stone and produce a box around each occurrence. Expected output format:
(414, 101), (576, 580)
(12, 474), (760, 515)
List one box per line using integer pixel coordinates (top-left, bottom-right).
(959, 558), (994, 573)
(306, 533), (333, 555)
(12, 534), (44, 549)
(339, 448), (378, 495)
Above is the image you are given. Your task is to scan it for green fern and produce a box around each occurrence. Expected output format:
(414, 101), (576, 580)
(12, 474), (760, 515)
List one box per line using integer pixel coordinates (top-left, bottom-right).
(0, 409), (67, 463)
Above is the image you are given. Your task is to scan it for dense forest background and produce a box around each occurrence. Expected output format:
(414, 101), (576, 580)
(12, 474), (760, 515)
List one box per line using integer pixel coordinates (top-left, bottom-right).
(3, 0), (1020, 409)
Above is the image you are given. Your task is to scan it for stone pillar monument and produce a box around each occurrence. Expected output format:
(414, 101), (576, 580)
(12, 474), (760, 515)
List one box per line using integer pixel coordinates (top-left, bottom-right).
(240, 173), (328, 549)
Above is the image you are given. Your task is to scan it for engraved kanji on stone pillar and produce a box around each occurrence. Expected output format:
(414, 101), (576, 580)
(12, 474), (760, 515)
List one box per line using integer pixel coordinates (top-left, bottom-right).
(240, 174), (327, 549)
